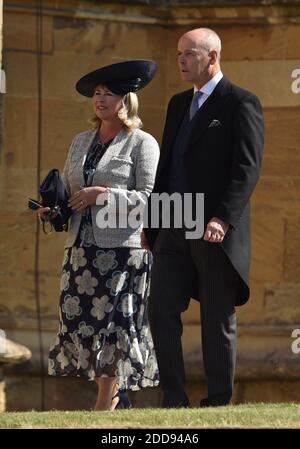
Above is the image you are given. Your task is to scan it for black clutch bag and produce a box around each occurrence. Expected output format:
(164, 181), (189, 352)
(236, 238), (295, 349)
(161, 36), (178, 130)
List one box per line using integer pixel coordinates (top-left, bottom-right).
(39, 169), (72, 233)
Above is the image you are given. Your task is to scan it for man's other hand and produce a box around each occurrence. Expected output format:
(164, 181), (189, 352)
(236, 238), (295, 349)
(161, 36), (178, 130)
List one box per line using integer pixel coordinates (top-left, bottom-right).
(203, 217), (229, 243)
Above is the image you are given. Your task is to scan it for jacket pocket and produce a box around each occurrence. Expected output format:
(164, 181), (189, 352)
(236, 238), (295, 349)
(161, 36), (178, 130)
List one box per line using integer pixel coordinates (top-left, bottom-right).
(109, 156), (134, 181)
(111, 155), (134, 164)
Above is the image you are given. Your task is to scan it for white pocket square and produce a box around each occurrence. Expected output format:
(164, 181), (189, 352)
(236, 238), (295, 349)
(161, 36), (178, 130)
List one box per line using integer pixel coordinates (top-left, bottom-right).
(209, 119), (221, 127)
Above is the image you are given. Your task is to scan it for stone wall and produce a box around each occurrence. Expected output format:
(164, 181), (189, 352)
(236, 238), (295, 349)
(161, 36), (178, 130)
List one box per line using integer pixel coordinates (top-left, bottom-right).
(1, 0), (300, 410)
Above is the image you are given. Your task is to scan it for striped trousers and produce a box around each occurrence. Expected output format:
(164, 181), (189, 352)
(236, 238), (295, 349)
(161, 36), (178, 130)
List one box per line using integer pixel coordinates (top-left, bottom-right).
(148, 228), (238, 407)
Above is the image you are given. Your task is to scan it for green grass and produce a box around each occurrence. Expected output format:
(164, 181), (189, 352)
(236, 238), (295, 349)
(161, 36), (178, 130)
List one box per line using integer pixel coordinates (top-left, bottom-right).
(0, 403), (300, 428)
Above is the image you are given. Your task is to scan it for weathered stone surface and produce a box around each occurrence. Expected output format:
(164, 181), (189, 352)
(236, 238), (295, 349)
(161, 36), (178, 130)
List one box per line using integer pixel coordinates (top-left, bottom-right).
(138, 105), (166, 143)
(54, 18), (166, 61)
(0, 375), (5, 412)
(0, 338), (31, 364)
(265, 283), (300, 323)
(3, 51), (38, 98)
(182, 299), (200, 325)
(253, 177), (300, 217)
(251, 202), (285, 284)
(5, 375), (96, 411)
(166, 59), (300, 108)
(239, 380), (300, 404)
(187, 379), (300, 406)
(4, 374), (162, 411)
(264, 107), (300, 156)
(236, 282), (266, 324)
(0, 168), (38, 211)
(284, 217), (300, 282)
(43, 51), (165, 105)
(218, 24), (300, 60)
(3, 11), (53, 53)
(4, 97), (38, 169)
(0, 211), (36, 273)
(184, 323), (300, 380)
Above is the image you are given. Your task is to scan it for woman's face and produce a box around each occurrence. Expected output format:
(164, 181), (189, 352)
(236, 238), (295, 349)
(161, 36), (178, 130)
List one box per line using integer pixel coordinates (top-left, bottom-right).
(92, 84), (123, 122)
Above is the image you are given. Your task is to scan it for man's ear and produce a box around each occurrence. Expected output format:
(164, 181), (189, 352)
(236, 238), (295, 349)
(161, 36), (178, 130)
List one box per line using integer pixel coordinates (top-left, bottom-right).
(209, 50), (218, 65)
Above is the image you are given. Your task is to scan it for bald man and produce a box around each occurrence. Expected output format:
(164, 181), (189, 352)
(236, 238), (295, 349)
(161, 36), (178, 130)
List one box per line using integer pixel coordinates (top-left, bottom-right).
(145, 28), (264, 407)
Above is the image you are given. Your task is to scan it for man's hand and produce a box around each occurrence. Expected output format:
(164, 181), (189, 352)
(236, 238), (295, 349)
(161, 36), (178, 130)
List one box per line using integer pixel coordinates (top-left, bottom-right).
(141, 230), (151, 251)
(203, 217), (229, 243)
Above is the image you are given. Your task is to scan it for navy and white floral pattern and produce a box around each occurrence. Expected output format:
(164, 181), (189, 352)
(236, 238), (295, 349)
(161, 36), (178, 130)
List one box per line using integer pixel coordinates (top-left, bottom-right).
(48, 241), (159, 391)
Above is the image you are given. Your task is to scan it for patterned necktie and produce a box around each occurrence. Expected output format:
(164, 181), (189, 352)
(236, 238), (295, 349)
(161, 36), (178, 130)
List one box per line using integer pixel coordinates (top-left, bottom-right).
(189, 90), (203, 121)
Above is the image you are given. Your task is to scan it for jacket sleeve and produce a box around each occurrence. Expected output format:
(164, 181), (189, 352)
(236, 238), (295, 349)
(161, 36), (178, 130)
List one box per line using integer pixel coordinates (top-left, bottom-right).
(61, 137), (76, 198)
(214, 93), (264, 228)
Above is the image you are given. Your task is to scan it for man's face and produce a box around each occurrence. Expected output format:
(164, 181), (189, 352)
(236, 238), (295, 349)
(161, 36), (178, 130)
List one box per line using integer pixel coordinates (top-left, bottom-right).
(177, 35), (210, 84)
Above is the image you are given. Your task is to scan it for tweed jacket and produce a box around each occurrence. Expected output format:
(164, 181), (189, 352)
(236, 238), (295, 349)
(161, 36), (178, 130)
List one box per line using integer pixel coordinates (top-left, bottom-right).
(62, 127), (160, 249)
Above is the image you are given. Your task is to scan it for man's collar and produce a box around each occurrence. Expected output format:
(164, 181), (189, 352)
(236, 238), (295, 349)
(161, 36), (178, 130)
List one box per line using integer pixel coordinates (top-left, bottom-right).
(194, 71), (223, 96)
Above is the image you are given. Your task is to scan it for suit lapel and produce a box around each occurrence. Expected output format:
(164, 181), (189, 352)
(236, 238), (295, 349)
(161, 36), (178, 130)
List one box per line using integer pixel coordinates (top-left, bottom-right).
(156, 89), (193, 178)
(67, 128), (98, 184)
(186, 77), (232, 151)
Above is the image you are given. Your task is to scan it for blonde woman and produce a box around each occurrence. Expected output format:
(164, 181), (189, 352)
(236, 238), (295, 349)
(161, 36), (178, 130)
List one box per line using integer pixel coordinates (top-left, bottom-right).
(38, 60), (160, 410)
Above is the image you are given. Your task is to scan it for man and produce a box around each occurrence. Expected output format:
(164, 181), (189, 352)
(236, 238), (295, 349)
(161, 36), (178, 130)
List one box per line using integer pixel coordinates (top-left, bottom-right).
(145, 28), (264, 407)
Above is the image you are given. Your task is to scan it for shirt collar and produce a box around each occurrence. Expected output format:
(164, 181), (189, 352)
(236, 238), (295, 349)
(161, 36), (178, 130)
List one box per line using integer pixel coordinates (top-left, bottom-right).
(194, 71), (223, 96)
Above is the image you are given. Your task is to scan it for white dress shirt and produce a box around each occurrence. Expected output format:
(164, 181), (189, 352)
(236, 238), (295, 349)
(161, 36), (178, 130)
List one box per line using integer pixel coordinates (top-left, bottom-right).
(193, 71), (223, 109)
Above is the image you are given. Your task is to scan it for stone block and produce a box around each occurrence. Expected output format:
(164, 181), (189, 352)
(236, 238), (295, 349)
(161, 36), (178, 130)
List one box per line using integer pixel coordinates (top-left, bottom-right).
(4, 11), (53, 53)
(4, 97), (37, 169)
(4, 96), (92, 171)
(265, 282), (300, 324)
(262, 154), (300, 178)
(0, 211), (36, 275)
(240, 381), (300, 403)
(0, 168), (37, 211)
(184, 323), (300, 381)
(138, 105), (165, 143)
(182, 299), (200, 325)
(166, 59), (300, 108)
(39, 232), (66, 273)
(222, 60), (300, 108)
(218, 24), (300, 60)
(40, 98), (91, 170)
(264, 107), (300, 157)
(0, 272), (37, 316)
(42, 52), (115, 101)
(3, 51), (37, 98)
(251, 202), (285, 284)
(253, 177), (300, 218)
(4, 375), (96, 411)
(236, 281), (265, 324)
(0, 338), (31, 364)
(54, 18), (167, 61)
(0, 376), (5, 412)
(284, 217), (300, 282)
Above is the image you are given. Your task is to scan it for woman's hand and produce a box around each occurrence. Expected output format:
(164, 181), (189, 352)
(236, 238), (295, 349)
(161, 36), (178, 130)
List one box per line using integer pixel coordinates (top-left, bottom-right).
(68, 186), (107, 212)
(37, 207), (51, 221)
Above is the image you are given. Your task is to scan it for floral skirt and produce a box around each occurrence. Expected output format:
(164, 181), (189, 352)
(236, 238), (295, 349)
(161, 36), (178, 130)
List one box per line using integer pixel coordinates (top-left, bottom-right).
(48, 230), (159, 391)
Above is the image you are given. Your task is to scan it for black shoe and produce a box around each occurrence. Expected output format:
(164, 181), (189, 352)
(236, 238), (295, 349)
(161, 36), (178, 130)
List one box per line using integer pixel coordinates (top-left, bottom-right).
(112, 390), (132, 409)
(162, 392), (189, 408)
(200, 397), (231, 408)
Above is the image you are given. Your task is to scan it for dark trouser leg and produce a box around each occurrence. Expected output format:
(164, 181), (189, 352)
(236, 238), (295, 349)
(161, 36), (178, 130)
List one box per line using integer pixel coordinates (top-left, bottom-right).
(191, 239), (238, 406)
(148, 229), (197, 407)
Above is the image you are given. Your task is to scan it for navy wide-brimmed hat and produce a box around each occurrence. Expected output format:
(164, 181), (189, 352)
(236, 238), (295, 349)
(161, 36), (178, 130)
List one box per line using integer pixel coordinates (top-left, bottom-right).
(75, 59), (157, 97)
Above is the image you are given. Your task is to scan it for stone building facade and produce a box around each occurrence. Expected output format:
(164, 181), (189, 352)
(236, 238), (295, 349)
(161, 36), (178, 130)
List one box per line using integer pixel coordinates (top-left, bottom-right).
(1, 0), (300, 410)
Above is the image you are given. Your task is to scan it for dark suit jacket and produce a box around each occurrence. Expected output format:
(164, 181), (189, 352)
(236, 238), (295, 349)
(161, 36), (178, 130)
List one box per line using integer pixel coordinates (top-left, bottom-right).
(145, 76), (264, 306)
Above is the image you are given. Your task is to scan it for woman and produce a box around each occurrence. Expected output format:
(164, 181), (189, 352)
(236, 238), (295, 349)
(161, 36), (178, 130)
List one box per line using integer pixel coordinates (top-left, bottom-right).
(38, 60), (160, 410)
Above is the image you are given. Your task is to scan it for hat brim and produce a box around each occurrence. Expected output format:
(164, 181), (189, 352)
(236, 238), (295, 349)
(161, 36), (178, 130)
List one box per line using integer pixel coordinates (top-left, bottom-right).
(75, 59), (157, 97)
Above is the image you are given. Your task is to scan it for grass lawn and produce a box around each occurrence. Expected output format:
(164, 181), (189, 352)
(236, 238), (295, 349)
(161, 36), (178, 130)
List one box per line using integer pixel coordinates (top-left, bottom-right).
(0, 403), (300, 428)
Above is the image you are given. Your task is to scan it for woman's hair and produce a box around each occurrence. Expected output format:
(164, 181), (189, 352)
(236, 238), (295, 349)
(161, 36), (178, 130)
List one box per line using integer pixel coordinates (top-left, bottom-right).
(89, 91), (143, 131)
